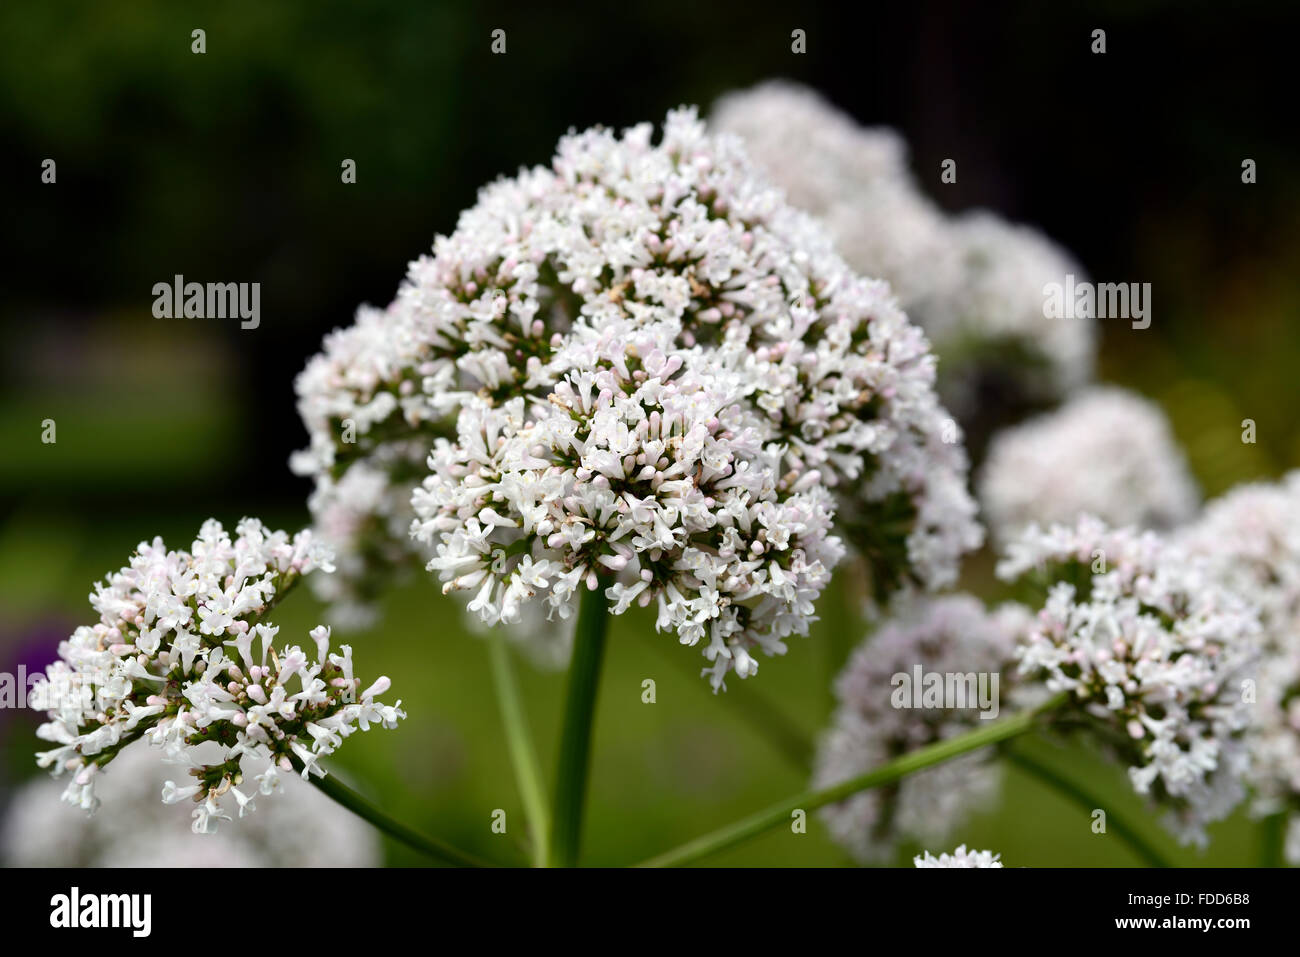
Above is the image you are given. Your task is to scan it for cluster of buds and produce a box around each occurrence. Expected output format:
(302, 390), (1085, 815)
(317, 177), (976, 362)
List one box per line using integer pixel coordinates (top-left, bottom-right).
(979, 386), (1199, 547)
(413, 320), (842, 689)
(31, 518), (403, 833)
(1177, 472), (1300, 861)
(998, 515), (1259, 846)
(913, 845), (1003, 868)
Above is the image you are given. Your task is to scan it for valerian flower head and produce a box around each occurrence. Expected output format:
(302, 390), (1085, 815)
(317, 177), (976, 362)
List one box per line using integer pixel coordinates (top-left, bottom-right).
(914, 844), (1003, 868)
(29, 518), (404, 832)
(413, 320), (844, 690)
(712, 81), (1096, 433)
(1176, 472), (1300, 861)
(3, 743), (379, 867)
(998, 515), (1259, 847)
(295, 107), (982, 684)
(814, 594), (1030, 863)
(979, 386), (1199, 547)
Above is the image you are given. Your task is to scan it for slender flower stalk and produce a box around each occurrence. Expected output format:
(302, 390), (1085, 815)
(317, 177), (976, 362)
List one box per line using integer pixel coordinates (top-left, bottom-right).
(306, 765), (494, 868)
(1260, 812), (1286, 868)
(550, 580), (613, 866)
(826, 566), (870, 710)
(813, 595), (1029, 863)
(636, 691), (1069, 867)
(1002, 744), (1170, 868)
(489, 628), (551, 866)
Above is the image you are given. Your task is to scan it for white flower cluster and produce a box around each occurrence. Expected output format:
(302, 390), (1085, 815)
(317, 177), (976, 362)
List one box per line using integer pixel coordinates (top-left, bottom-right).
(295, 108), (981, 685)
(30, 518), (405, 833)
(913, 844), (1003, 868)
(998, 515), (1259, 846)
(713, 81), (1096, 420)
(979, 386), (1199, 547)
(1176, 472), (1300, 861)
(413, 320), (845, 689)
(2, 743), (379, 867)
(813, 595), (1029, 862)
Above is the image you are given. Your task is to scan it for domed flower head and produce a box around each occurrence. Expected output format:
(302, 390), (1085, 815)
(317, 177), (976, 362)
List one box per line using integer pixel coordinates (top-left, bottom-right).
(814, 595), (1030, 862)
(295, 108), (982, 684)
(979, 386), (1199, 547)
(1176, 472), (1300, 861)
(413, 320), (844, 690)
(998, 515), (1259, 847)
(914, 844), (1003, 868)
(30, 518), (404, 832)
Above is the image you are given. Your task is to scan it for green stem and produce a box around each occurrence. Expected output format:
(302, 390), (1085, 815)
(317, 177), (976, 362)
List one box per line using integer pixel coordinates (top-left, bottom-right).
(306, 766), (493, 868)
(240, 573), (490, 866)
(489, 628), (551, 867)
(549, 578), (612, 867)
(1260, 811), (1286, 868)
(636, 690), (1070, 867)
(1002, 744), (1170, 868)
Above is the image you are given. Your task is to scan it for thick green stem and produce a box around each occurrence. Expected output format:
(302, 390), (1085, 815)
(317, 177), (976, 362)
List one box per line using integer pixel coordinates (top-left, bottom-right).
(489, 628), (551, 866)
(549, 579), (612, 867)
(1002, 743), (1170, 868)
(306, 767), (493, 868)
(636, 690), (1070, 867)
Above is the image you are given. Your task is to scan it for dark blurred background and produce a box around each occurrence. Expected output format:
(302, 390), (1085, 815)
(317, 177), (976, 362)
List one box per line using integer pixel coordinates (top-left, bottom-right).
(1, 0), (1297, 866)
